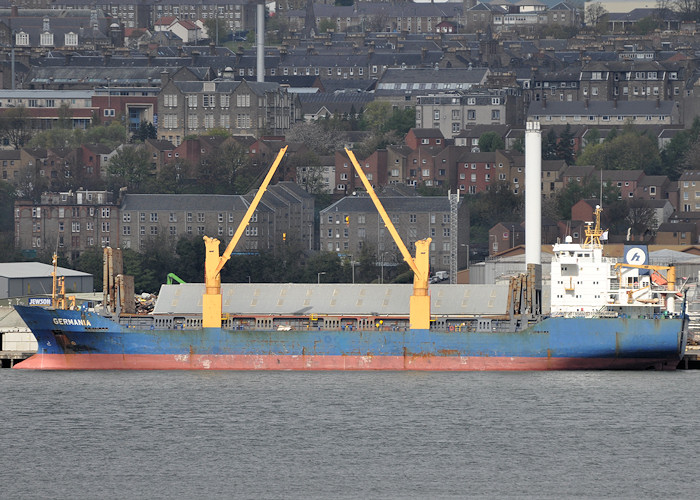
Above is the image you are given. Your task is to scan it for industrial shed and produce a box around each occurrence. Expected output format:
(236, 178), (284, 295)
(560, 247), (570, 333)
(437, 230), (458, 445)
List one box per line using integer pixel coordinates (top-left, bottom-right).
(0, 263), (93, 299)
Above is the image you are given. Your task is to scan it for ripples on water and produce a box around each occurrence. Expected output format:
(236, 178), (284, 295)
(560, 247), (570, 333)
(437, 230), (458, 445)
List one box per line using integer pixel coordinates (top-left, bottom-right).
(1, 371), (700, 499)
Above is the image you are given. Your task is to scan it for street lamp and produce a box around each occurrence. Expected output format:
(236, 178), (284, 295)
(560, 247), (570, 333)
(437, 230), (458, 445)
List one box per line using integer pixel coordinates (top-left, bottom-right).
(317, 271), (326, 284)
(380, 251), (387, 284)
(347, 255), (355, 284)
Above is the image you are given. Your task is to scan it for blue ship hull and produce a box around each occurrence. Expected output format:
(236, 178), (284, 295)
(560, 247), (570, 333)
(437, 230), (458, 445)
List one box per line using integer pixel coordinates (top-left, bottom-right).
(12, 305), (687, 370)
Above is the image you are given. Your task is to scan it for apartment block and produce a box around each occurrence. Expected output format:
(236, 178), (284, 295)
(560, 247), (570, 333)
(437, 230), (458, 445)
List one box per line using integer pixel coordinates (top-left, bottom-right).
(14, 190), (119, 262)
(319, 195), (468, 273)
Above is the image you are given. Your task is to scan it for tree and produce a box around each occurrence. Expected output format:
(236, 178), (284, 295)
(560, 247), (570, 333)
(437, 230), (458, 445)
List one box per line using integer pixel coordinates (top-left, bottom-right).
(56, 104), (72, 130)
(385, 107), (415, 135)
(468, 181), (524, 241)
(85, 122), (128, 149)
(661, 130), (693, 180)
(175, 236), (206, 282)
(285, 121), (346, 155)
(356, 245), (379, 283)
(202, 17), (229, 44)
(661, 117), (700, 180)
(198, 142), (255, 194)
(318, 19), (336, 33)
(0, 106), (33, 149)
(204, 127), (232, 138)
(586, 2), (609, 32)
(537, 24), (579, 39)
(542, 128), (558, 160)
(512, 135), (525, 154)
(681, 140), (700, 171)
(478, 131), (505, 152)
(555, 178), (600, 220)
(0, 181), (15, 232)
(133, 235), (178, 292)
(157, 159), (194, 194)
(15, 162), (49, 202)
(352, 130), (402, 158)
(28, 128), (83, 149)
(302, 252), (345, 283)
(630, 16), (660, 34)
(554, 176), (622, 222)
(366, 14), (389, 32)
(576, 128), (661, 173)
(585, 128), (601, 147)
(360, 101), (393, 133)
(76, 246), (104, 291)
(0, 180), (19, 262)
(555, 124), (575, 164)
(131, 121), (157, 142)
(290, 152), (326, 194)
(107, 146), (151, 193)
(266, 12), (290, 44)
(671, 0), (700, 20)
(626, 199), (657, 237)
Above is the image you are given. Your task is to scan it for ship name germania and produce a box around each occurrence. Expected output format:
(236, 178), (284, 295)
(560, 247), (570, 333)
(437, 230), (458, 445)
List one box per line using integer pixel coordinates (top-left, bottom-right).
(53, 318), (92, 326)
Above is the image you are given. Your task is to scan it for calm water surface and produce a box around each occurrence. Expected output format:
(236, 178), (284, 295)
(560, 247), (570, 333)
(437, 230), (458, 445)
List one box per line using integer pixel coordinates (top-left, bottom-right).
(1, 370), (700, 499)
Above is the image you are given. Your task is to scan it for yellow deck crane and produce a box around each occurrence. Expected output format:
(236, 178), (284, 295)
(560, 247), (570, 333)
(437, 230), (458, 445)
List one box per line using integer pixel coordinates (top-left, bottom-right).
(344, 148), (432, 329)
(202, 146), (288, 328)
(613, 263), (676, 292)
(51, 252), (75, 310)
(613, 262), (676, 308)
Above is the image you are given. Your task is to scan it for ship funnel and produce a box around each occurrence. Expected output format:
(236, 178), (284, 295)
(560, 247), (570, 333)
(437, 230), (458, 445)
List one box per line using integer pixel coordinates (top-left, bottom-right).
(525, 121), (542, 267)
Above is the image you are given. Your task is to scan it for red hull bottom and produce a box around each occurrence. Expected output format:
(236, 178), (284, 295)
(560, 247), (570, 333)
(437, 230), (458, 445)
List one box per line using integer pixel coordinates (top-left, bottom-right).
(13, 353), (680, 371)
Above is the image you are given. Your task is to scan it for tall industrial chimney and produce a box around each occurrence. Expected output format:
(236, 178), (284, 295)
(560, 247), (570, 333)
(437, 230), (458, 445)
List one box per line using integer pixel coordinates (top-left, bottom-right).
(525, 121), (541, 267)
(256, 1), (265, 82)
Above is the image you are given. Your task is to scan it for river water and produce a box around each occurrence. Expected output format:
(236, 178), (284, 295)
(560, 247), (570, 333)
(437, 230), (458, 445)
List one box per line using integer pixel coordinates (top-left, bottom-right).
(1, 370), (700, 499)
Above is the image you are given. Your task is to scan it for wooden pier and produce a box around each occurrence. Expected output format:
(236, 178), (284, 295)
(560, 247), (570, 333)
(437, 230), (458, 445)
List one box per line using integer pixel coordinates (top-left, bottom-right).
(0, 351), (34, 368)
(680, 346), (700, 370)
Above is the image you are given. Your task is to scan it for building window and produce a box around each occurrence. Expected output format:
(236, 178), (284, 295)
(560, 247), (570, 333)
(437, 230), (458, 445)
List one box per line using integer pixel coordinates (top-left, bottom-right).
(65, 32), (78, 46)
(16, 32), (29, 46)
(203, 94), (215, 107)
(236, 114), (251, 128)
(236, 94), (250, 107)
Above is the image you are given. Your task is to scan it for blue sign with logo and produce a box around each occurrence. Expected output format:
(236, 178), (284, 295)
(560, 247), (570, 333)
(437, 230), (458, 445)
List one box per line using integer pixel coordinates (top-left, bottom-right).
(623, 245), (649, 274)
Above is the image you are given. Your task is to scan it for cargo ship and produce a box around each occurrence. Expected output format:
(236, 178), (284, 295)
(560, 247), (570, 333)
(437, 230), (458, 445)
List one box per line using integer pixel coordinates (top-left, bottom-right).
(12, 142), (688, 371)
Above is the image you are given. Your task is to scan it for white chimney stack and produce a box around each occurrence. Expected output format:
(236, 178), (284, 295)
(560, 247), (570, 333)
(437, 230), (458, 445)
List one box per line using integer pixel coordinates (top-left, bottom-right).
(525, 121), (542, 267)
(256, 2), (265, 83)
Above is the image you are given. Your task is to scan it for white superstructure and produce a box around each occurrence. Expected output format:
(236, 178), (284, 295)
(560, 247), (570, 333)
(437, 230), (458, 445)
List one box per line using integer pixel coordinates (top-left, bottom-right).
(550, 207), (678, 317)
